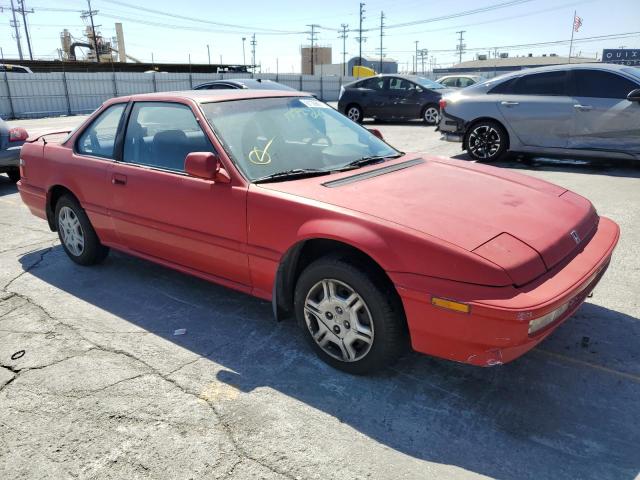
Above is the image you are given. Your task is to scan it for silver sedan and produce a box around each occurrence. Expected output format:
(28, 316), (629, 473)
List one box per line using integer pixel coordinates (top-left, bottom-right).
(438, 63), (640, 162)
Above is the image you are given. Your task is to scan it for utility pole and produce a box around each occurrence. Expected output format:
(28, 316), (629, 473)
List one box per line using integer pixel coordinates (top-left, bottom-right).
(456, 30), (466, 64)
(83, 0), (100, 62)
(306, 24), (319, 75)
(9, 0), (23, 60)
(378, 11), (385, 73)
(250, 34), (256, 72)
(338, 24), (348, 76)
(414, 40), (418, 73)
(17, 0), (33, 60)
(418, 49), (428, 75)
(357, 2), (366, 68)
(207, 44), (211, 64)
(242, 37), (246, 65)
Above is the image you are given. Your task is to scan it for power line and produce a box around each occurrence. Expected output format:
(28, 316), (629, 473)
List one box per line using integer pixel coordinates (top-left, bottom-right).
(383, 0), (532, 29)
(100, 0), (301, 34)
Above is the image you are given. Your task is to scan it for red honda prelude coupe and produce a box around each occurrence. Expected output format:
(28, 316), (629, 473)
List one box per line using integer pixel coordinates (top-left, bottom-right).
(18, 90), (619, 374)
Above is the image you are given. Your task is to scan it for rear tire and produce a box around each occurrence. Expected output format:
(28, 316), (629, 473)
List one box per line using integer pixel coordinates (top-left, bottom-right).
(6, 169), (20, 183)
(464, 120), (508, 162)
(422, 104), (440, 125)
(294, 255), (407, 375)
(55, 194), (109, 266)
(345, 104), (363, 124)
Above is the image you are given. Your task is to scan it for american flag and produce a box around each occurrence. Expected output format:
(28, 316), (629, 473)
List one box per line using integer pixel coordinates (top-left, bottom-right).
(573, 14), (583, 32)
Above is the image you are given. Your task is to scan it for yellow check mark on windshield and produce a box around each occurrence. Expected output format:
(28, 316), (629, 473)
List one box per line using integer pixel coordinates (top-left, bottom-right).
(249, 137), (275, 165)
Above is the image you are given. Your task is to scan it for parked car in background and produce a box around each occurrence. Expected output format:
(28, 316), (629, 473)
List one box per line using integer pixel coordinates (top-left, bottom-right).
(0, 63), (33, 73)
(0, 118), (28, 182)
(18, 90), (619, 374)
(338, 75), (451, 125)
(439, 63), (640, 162)
(194, 78), (297, 91)
(436, 74), (483, 89)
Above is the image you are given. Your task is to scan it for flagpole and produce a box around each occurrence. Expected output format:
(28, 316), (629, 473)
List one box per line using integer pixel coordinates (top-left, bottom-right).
(568, 10), (576, 63)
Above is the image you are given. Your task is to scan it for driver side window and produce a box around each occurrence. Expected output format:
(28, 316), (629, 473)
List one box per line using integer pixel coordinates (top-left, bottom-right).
(76, 103), (126, 158)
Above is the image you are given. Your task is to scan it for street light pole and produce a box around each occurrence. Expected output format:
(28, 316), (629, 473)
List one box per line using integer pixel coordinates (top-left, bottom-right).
(207, 44), (211, 64)
(242, 37), (246, 66)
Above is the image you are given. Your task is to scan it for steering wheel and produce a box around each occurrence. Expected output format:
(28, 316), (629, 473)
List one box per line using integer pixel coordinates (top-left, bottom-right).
(305, 134), (333, 147)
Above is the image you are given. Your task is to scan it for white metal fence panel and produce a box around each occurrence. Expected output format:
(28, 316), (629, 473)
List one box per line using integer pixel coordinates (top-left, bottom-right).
(0, 72), (361, 119)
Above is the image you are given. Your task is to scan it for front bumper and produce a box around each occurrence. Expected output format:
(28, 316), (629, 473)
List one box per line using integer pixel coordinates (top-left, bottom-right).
(391, 216), (620, 366)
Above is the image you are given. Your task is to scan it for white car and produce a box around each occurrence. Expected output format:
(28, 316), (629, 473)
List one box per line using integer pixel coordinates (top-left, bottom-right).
(436, 75), (483, 89)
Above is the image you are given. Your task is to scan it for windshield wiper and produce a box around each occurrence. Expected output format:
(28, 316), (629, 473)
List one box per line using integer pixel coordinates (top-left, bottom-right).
(253, 168), (331, 184)
(340, 153), (403, 170)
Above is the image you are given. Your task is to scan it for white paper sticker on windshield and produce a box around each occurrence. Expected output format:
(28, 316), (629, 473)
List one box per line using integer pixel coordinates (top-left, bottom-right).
(300, 98), (331, 108)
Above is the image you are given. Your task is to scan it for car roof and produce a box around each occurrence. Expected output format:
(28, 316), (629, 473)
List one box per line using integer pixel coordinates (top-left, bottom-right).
(106, 89), (311, 105)
(196, 78), (296, 90)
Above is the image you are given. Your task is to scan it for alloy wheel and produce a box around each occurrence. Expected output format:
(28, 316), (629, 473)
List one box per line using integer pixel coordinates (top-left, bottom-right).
(423, 107), (439, 124)
(347, 107), (361, 122)
(58, 206), (85, 257)
(303, 278), (374, 363)
(468, 125), (501, 160)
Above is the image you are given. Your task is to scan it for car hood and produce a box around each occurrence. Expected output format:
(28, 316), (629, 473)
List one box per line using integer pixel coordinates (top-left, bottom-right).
(259, 155), (598, 285)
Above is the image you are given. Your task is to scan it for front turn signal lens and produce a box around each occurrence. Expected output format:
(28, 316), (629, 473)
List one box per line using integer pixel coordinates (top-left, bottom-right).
(431, 296), (470, 314)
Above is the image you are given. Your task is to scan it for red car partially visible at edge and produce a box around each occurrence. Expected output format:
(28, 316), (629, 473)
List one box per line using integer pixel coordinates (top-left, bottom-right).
(17, 90), (619, 374)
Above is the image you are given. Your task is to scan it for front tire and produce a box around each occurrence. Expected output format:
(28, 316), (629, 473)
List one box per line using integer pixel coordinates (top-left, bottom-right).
(464, 120), (508, 162)
(294, 256), (407, 375)
(55, 194), (109, 266)
(345, 104), (363, 124)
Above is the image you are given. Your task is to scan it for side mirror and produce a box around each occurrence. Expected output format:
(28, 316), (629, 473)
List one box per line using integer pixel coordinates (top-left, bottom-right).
(627, 88), (640, 102)
(184, 152), (231, 183)
(368, 128), (384, 140)
(416, 87), (424, 93)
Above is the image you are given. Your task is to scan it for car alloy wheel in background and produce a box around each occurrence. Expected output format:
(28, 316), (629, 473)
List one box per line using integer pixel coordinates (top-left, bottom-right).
(346, 105), (363, 123)
(423, 106), (440, 125)
(466, 121), (507, 161)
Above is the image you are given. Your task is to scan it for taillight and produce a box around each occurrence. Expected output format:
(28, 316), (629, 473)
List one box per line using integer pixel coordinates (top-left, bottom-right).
(438, 99), (447, 110)
(9, 127), (28, 142)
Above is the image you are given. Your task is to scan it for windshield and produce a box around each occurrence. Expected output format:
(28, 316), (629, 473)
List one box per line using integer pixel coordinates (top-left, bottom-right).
(413, 77), (446, 89)
(201, 97), (399, 181)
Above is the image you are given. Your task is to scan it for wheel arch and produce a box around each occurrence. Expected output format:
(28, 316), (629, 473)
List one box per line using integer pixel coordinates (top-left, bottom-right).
(272, 237), (404, 322)
(46, 184), (78, 231)
(463, 117), (511, 151)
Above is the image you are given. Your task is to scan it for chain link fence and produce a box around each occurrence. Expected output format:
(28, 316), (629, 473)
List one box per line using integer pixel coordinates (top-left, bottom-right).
(0, 72), (357, 119)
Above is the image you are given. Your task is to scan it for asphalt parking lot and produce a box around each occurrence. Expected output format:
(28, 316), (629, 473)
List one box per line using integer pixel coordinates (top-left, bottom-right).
(1, 114), (639, 479)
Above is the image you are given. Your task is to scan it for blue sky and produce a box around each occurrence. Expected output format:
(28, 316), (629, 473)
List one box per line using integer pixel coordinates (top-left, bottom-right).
(1, 0), (639, 72)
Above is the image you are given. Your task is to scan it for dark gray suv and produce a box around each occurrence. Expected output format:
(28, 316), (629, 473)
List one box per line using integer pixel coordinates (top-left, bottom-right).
(439, 63), (640, 161)
(338, 75), (451, 125)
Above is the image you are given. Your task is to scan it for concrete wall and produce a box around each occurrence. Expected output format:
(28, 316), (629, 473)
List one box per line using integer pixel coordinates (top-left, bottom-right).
(0, 72), (356, 119)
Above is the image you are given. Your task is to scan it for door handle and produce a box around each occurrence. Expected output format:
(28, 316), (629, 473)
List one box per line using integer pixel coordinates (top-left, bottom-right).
(574, 104), (593, 111)
(500, 101), (519, 107)
(112, 174), (127, 185)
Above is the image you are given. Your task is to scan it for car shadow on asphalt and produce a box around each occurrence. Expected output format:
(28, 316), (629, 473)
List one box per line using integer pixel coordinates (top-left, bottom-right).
(449, 153), (640, 179)
(18, 246), (640, 480)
